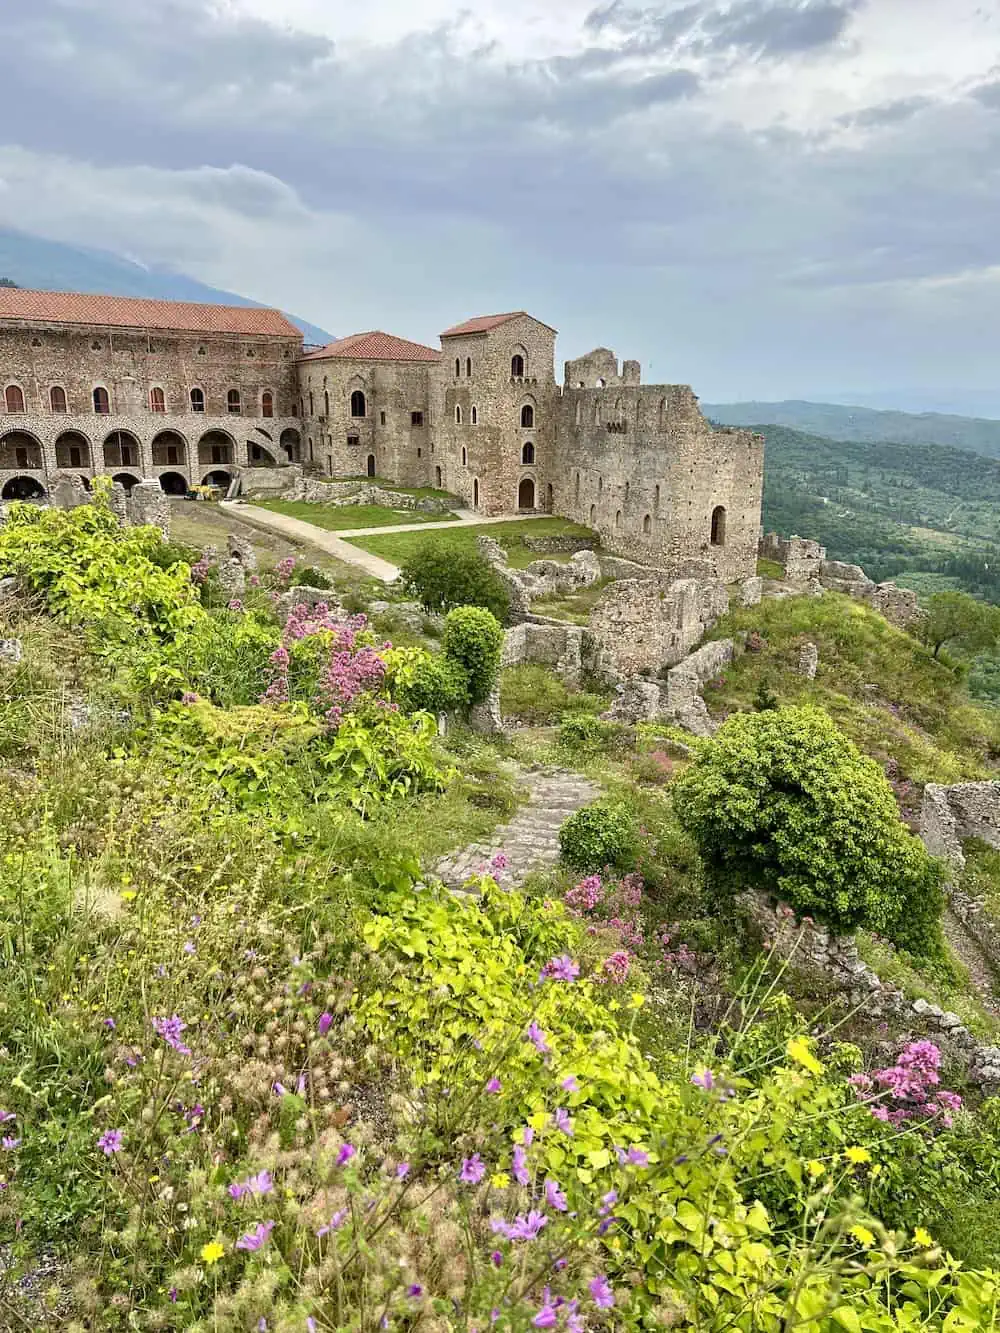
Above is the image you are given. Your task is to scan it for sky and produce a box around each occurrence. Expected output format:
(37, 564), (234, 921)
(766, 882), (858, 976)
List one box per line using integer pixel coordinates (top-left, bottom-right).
(1, 0), (1000, 405)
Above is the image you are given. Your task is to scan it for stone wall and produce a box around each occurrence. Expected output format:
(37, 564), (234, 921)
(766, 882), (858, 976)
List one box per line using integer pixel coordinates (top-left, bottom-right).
(501, 622), (585, 685)
(586, 575), (730, 682)
(241, 465), (304, 496)
(760, 534), (921, 628)
(920, 782), (1000, 873)
(521, 533), (599, 553)
(287, 477), (452, 514)
(662, 638), (736, 736)
(759, 532), (825, 581)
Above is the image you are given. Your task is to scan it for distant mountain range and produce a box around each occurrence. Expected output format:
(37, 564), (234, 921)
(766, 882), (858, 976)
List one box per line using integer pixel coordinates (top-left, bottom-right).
(704, 399), (1000, 461)
(0, 228), (334, 346)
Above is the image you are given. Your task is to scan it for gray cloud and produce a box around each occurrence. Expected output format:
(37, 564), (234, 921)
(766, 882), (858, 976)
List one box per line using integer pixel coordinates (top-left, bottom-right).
(701, 0), (865, 56)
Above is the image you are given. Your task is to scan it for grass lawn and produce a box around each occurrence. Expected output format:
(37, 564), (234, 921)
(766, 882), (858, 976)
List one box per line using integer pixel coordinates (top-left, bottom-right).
(532, 577), (614, 624)
(347, 517), (594, 568)
(250, 499), (459, 530)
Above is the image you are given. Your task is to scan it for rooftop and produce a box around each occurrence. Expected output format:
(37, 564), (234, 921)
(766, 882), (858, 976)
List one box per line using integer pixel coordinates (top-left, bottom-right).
(301, 331), (441, 362)
(440, 311), (557, 338)
(0, 288), (302, 338)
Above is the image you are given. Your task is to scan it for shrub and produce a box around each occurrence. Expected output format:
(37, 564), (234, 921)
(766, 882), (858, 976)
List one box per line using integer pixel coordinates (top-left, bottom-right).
(671, 704), (947, 955)
(442, 605), (504, 705)
(384, 646), (469, 715)
(288, 562), (333, 589)
(557, 711), (627, 754)
(559, 800), (639, 873)
(402, 545), (510, 623)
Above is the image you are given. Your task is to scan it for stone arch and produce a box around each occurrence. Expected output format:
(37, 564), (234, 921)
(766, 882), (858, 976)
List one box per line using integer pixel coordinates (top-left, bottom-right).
(0, 430), (43, 470)
(643, 513), (652, 534)
(521, 441), (535, 465)
(367, 454), (376, 478)
(351, 390), (367, 419)
(198, 430), (235, 467)
(104, 430), (141, 470)
(201, 470), (232, 489)
(152, 430), (187, 469)
(615, 510), (622, 530)
(518, 477), (535, 511)
(93, 385), (110, 415)
(455, 357), (461, 378)
(1, 476), (45, 501)
(112, 472), (142, 492)
(249, 441), (279, 467)
(519, 401), (535, 429)
(711, 505), (727, 546)
(262, 390), (274, 419)
(55, 431), (92, 470)
(596, 377), (606, 389)
(280, 427), (301, 462)
(4, 384), (26, 414)
(510, 346), (527, 378)
(473, 477), (480, 508)
(158, 471), (189, 496)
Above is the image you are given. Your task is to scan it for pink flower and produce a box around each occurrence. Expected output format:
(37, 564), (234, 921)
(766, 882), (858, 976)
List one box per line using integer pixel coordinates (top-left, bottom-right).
(589, 1275), (615, 1309)
(336, 1143), (355, 1167)
(486, 1077), (502, 1093)
(98, 1129), (124, 1156)
(544, 1178), (568, 1212)
(236, 1221), (275, 1252)
(459, 1154), (486, 1184)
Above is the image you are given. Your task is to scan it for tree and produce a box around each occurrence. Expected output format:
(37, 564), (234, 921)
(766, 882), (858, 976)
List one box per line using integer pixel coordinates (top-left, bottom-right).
(0, 278), (18, 288)
(401, 545), (510, 624)
(671, 705), (946, 958)
(921, 590), (1000, 659)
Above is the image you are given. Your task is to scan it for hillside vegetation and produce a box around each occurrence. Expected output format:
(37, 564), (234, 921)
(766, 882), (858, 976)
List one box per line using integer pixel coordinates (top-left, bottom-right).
(4, 489), (1000, 1327)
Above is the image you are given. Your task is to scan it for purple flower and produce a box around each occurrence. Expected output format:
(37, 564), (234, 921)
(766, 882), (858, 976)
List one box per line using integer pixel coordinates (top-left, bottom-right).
(540, 955), (580, 983)
(227, 599), (245, 613)
(617, 1145), (649, 1166)
(691, 1069), (715, 1092)
(336, 1143), (355, 1167)
(459, 1154), (486, 1184)
(98, 1129), (124, 1156)
(491, 852), (509, 870)
(181, 691), (199, 704)
(512, 1144), (529, 1186)
(407, 1284), (423, 1298)
(533, 1303), (558, 1328)
(598, 1189), (618, 1216)
(236, 1221), (275, 1252)
(184, 940), (196, 955)
(503, 1210), (548, 1241)
(2, 1137), (20, 1150)
(589, 1275), (615, 1309)
(491, 1250), (503, 1267)
(258, 1321), (267, 1332)
(526, 1022), (551, 1056)
(152, 1015), (192, 1057)
(307, 1320), (317, 1333)
(248, 1170), (273, 1195)
(553, 1107), (573, 1136)
(486, 1077), (502, 1094)
(318, 1012), (334, 1037)
(396, 1162), (410, 1179)
(228, 1181), (246, 1201)
(316, 1209), (347, 1237)
(103, 1018), (116, 1030)
(560, 1075), (579, 1093)
(169, 1288), (178, 1303)
(544, 1179), (568, 1212)
(0, 1112), (13, 1124)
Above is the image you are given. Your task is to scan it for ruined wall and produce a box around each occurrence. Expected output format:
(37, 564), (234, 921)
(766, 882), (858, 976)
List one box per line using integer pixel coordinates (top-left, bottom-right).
(586, 574), (730, 681)
(554, 362), (763, 581)
(920, 783), (1000, 873)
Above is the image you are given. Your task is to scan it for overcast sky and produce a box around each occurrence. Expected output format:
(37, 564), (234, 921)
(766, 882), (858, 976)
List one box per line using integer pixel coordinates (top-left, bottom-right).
(2, 0), (1000, 404)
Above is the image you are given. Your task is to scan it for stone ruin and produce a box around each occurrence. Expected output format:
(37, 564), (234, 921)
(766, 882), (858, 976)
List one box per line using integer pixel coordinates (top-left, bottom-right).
(286, 477), (453, 516)
(758, 532), (921, 628)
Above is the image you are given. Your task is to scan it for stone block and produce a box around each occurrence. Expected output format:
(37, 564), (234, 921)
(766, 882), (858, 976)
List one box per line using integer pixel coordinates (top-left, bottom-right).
(226, 533), (258, 572)
(601, 679), (662, 724)
(797, 642), (818, 679)
(738, 576), (763, 607)
(0, 638), (22, 664)
(127, 480), (170, 535)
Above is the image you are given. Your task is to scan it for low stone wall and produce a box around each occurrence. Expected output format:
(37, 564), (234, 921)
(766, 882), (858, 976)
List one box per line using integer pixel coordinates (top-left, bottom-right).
(759, 533), (920, 628)
(289, 478), (452, 514)
(241, 465), (303, 496)
(663, 638), (736, 736)
(521, 534), (599, 554)
(502, 622), (585, 685)
(760, 532), (825, 581)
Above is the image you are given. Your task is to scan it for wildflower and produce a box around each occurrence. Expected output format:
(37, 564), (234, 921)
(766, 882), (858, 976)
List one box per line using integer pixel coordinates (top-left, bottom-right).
(598, 1189), (618, 1216)
(533, 1299), (558, 1327)
(544, 1179), (568, 1212)
(690, 1069), (715, 1092)
(336, 1143), (356, 1167)
(849, 1225), (875, 1248)
(227, 599), (244, 612)
(491, 1250), (503, 1266)
(152, 1015), (192, 1057)
(237, 1221), (275, 1252)
(316, 1209), (347, 1237)
(491, 1210), (548, 1241)
(183, 940), (196, 955)
(318, 1012), (334, 1036)
(486, 1077), (502, 1093)
(200, 1241), (225, 1266)
(491, 1172), (511, 1189)
(460, 1154), (486, 1184)
(169, 1288), (178, 1303)
(540, 955), (580, 983)
(526, 1021), (551, 1055)
(103, 1018), (116, 1030)
(98, 1129), (124, 1156)
(247, 1170), (273, 1196)
(914, 1227), (933, 1247)
(589, 1275), (615, 1309)
(491, 852), (510, 870)
(407, 1284), (423, 1298)
(512, 1144), (529, 1186)
(561, 1075), (580, 1093)
(598, 950), (631, 983)
(617, 1145), (649, 1167)
(786, 1035), (823, 1076)
(553, 1107), (573, 1136)
(1, 1137), (20, 1150)
(0, 1112), (13, 1124)
(806, 1159), (825, 1178)
(396, 1162), (410, 1179)
(181, 691), (199, 704)
(307, 1320), (317, 1333)
(273, 1082), (287, 1097)
(844, 1146), (872, 1165)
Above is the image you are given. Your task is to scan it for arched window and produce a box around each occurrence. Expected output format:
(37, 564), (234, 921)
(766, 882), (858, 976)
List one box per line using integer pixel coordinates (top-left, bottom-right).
(350, 390), (367, 418)
(473, 478), (480, 507)
(596, 377), (606, 388)
(466, 357), (472, 378)
(511, 353), (525, 378)
(190, 387), (205, 413)
(575, 472), (580, 503)
(521, 441), (535, 465)
(614, 509), (622, 530)
(471, 406), (478, 425)
(643, 514), (652, 534)
(324, 390), (330, 416)
(658, 397), (667, 428)
(150, 387), (165, 413)
(462, 446), (468, 466)
(50, 386), (67, 414)
(227, 389), (242, 415)
(589, 504), (596, 525)
(575, 400), (582, 426)
(4, 385), (25, 414)
(520, 403), (534, 429)
(262, 391), (274, 418)
(93, 386), (110, 415)
(455, 358), (461, 377)
(711, 505), (727, 546)
(455, 405), (463, 425)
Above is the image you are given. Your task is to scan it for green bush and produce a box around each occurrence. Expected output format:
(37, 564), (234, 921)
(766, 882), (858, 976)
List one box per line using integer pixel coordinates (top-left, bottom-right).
(557, 711), (627, 754)
(288, 563), (333, 589)
(671, 705), (947, 955)
(402, 545), (510, 623)
(385, 646), (469, 715)
(442, 606), (504, 705)
(558, 800), (639, 873)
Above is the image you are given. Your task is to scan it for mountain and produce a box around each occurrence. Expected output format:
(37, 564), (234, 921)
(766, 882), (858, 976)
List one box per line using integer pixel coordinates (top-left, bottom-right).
(0, 228), (334, 346)
(704, 399), (1000, 461)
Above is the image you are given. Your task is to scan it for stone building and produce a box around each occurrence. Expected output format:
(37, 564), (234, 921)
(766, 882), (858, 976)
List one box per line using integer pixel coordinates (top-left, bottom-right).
(0, 291), (763, 580)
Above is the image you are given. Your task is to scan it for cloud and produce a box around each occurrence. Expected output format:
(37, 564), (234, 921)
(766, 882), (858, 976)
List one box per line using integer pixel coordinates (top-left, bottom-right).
(701, 0), (865, 57)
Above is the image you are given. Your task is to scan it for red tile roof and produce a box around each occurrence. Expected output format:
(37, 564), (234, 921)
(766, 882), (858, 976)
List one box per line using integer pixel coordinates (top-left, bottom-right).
(440, 311), (557, 337)
(301, 331), (441, 362)
(0, 288), (302, 338)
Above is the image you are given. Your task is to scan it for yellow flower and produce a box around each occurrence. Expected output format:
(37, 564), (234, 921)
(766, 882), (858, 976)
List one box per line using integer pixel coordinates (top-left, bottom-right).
(490, 1172), (510, 1190)
(200, 1241), (225, 1266)
(786, 1036), (823, 1076)
(806, 1159), (826, 1178)
(914, 1227), (933, 1248)
(844, 1146), (872, 1165)
(849, 1225), (875, 1248)
(121, 890), (137, 903)
(629, 992), (645, 1009)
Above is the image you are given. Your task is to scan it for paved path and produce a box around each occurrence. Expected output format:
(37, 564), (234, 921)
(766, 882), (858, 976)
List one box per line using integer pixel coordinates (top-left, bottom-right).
(434, 767), (602, 892)
(225, 503), (543, 583)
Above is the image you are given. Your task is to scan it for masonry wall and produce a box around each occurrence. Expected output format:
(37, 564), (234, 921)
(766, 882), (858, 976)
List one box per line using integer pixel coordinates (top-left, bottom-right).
(0, 321), (302, 494)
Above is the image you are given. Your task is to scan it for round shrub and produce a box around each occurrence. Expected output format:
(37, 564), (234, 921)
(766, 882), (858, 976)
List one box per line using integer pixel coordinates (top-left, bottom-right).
(402, 546), (510, 624)
(670, 704), (947, 956)
(558, 801), (639, 873)
(288, 563), (333, 590)
(442, 606), (504, 705)
(393, 651), (469, 715)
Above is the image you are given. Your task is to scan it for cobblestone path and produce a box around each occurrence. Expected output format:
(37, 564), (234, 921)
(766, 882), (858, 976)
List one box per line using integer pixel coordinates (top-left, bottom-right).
(434, 767), (602, 892)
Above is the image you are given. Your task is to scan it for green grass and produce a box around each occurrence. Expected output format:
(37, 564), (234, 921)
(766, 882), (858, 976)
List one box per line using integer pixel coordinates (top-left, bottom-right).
(499, 664), (611, 725)
(756, 557), (784, 580)
(533, 577), (614, 624)
(335, 474), (461, 502)
(250, 500), (459, 531)
(347, 518), (594, 568)
(855, 931), (1000, 1040)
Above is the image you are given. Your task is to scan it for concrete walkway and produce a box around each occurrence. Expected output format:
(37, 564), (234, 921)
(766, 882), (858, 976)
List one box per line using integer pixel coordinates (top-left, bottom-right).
(225, 503), (543, 583)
